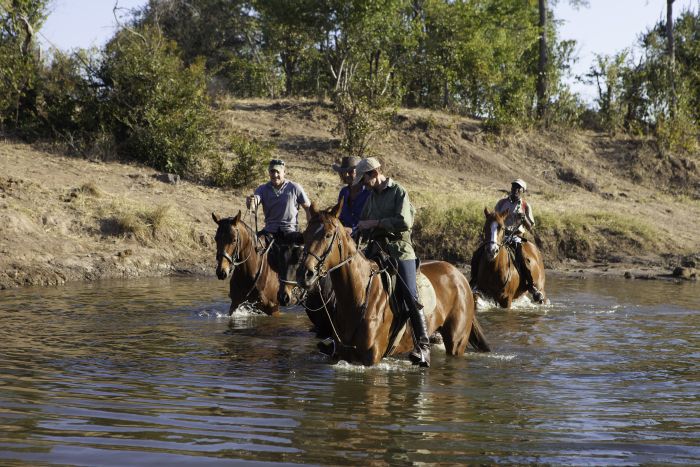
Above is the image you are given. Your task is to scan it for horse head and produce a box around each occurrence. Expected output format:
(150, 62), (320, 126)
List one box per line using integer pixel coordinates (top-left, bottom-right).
(212, 211), (245, 280)
(483, 207), (509, 260)
(297, 198), (351, 289)
(273, 232), (306, 306)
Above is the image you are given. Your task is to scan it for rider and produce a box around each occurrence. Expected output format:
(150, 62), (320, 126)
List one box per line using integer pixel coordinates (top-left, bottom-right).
(246, 158), (311, 245)
(354, 157), (431, 367)
(333, 155), (370, 235)
(470, 178), (543, 303)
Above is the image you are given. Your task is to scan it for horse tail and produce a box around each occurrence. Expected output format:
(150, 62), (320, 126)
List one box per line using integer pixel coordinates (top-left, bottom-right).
(469, 316), (491, 352)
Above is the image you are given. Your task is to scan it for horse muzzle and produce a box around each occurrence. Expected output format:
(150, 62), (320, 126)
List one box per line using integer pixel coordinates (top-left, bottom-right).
(216, 263), (232, 280)
(297, 266), (318, 290)
(487, 243), (500, 260)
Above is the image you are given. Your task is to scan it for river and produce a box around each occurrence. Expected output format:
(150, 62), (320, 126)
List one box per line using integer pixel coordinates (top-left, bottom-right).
(0, 275), (698, 465)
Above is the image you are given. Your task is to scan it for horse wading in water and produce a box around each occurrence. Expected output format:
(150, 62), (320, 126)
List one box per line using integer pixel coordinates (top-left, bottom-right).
(474, 208), (546, 308)
(297, 201), (490, 366)
(212, 211), (285, 316)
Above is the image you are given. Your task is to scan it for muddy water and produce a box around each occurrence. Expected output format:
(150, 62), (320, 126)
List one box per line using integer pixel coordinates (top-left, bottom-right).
(0, 275), (697, 465)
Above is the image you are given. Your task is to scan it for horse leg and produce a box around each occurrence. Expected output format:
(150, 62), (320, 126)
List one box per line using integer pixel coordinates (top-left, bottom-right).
(438, 292), (471, 356)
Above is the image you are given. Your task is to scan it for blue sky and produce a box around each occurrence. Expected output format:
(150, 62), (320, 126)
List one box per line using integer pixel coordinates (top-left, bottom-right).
(40, 0), (698, 103)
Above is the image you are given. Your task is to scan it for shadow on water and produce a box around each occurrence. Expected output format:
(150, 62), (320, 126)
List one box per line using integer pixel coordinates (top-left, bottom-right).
(0, 275), (697, 464)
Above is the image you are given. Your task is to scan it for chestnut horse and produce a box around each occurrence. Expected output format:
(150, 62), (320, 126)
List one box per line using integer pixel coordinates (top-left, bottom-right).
(474, 208), (546, 308)
(297, 201), (490, 366)
(212, 211), (283, 316)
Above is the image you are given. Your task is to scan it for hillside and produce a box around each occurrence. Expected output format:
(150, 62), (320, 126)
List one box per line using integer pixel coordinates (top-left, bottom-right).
(1, 99), (699, 289)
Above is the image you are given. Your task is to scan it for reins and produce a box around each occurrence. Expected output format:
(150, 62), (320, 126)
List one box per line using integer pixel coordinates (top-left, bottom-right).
(301, 223), (371, 352)
(217, 216), (275, 301)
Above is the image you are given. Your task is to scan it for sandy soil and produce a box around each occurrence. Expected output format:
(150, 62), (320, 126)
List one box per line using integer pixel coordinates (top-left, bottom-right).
(1, 99), (698, 289)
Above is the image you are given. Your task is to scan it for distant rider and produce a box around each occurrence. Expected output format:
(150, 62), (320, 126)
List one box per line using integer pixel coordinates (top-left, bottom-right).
(470, 179), (543, 303)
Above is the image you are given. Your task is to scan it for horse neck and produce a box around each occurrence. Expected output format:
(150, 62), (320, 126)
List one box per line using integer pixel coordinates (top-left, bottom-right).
(237, 224), (268, 278)
(328, 240), (374, 309)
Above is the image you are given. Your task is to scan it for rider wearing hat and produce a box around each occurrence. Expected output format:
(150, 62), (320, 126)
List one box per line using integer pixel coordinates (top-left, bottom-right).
(354, 157), (431, 367)
(332, 156), (370, 234)
(470, 178), (543, 303)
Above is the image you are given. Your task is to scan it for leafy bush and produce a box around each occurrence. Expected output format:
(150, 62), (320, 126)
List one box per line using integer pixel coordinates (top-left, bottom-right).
(210, 133), (272, 188)
(35, 50), (101, 143)
(99, 26), (214, 176)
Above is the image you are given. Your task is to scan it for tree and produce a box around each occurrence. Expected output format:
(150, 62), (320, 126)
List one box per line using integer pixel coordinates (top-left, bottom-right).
(536, 0), (588, 121)
(666, 0), (676, 116)
(0, 0), (48, 131)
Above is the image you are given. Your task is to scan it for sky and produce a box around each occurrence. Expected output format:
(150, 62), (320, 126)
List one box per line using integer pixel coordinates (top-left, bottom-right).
(39, 0), (699, 103)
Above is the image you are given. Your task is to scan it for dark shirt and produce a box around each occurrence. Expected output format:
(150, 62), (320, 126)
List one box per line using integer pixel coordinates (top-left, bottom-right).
(337, 185), (371, 229)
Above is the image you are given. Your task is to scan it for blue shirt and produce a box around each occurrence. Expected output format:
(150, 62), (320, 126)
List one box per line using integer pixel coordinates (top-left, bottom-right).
(254, 180), (310, 233)
(337, 186), (370, 229)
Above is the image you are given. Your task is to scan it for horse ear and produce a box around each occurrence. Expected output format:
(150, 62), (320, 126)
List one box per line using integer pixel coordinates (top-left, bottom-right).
(329, 197), (344, 218)
(498, 208), (510, 218)
(232, 210), (241, 223)
(212, 212), (221, 224)
(309, 202), (320, 217)
(483, 207), (490, 218)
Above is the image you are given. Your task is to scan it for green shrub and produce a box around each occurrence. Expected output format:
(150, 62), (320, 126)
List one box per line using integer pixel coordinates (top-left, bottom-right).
(99, 26), (214, 176)
(211, 134), (272, 188)
(412, 197), (487, 263)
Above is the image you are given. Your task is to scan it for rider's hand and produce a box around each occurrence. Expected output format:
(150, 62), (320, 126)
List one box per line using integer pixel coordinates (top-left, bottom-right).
(357, 219), (379, 230)
(246, 195), (257, 210)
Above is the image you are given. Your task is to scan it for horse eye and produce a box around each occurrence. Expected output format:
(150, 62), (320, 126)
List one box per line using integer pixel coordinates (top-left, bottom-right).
(324, 233), (332, 238)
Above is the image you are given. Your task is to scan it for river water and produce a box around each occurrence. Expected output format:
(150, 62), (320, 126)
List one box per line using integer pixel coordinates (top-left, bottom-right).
(0, 275), (697, 465)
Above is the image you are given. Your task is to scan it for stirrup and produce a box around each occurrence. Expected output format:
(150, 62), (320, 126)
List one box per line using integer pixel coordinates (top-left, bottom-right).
(409, 344), (430, 368)
(317, 337), (336, 356)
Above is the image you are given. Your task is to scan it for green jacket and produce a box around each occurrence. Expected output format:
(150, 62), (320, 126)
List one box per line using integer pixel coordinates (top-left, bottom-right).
(359, 178), (416, 261)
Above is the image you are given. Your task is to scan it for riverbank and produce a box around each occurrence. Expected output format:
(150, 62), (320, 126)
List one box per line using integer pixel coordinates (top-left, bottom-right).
(1, 99), (698, 289)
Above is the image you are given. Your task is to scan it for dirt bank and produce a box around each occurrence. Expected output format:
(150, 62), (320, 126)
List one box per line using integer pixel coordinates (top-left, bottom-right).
(1, 99), (699, 289)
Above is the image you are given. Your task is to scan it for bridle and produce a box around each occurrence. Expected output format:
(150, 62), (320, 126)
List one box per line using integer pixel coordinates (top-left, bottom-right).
(301, 222), (357, 280)
(216, 219), (255, 275)
(300, 219), (370, 354)
(484, 218), (515, 285)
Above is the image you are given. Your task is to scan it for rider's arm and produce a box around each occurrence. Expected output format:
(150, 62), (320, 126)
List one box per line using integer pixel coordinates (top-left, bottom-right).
(522, 202), (535, 232)
(297, 183), (312, 221)
(246, 187), (262, 210)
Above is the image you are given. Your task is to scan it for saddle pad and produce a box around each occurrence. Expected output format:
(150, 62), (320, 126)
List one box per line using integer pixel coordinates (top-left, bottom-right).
(416, 272), (437, 320)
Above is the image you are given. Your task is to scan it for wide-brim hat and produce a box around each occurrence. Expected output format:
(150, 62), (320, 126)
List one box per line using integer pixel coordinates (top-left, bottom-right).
(511, 178), (527, 191)
(332, 156), (361, 173)
(352, 157), (381, 186)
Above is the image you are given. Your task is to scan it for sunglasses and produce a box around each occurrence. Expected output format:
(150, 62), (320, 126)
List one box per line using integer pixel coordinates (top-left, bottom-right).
(269, 159), (285, 166)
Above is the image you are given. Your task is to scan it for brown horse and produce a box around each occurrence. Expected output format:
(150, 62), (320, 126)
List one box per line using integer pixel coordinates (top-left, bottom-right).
(212, 211), (283, 316)
(296, 201), (490, 366)
(474, 208), (546, 308)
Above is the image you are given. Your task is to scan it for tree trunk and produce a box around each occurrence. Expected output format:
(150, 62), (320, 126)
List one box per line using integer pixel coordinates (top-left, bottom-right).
(667, 0), (677, 117)
(536, 0), (548, 120)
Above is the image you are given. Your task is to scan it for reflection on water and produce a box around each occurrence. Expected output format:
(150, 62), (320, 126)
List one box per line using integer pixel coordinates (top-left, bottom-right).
(0, 275), (698, 465)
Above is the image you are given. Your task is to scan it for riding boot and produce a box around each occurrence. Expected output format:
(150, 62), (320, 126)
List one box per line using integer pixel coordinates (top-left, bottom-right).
(408, 304), (431, 368)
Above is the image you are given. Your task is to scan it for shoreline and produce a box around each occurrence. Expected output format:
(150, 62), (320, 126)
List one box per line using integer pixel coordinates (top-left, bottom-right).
(2, 257), (695, 292)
